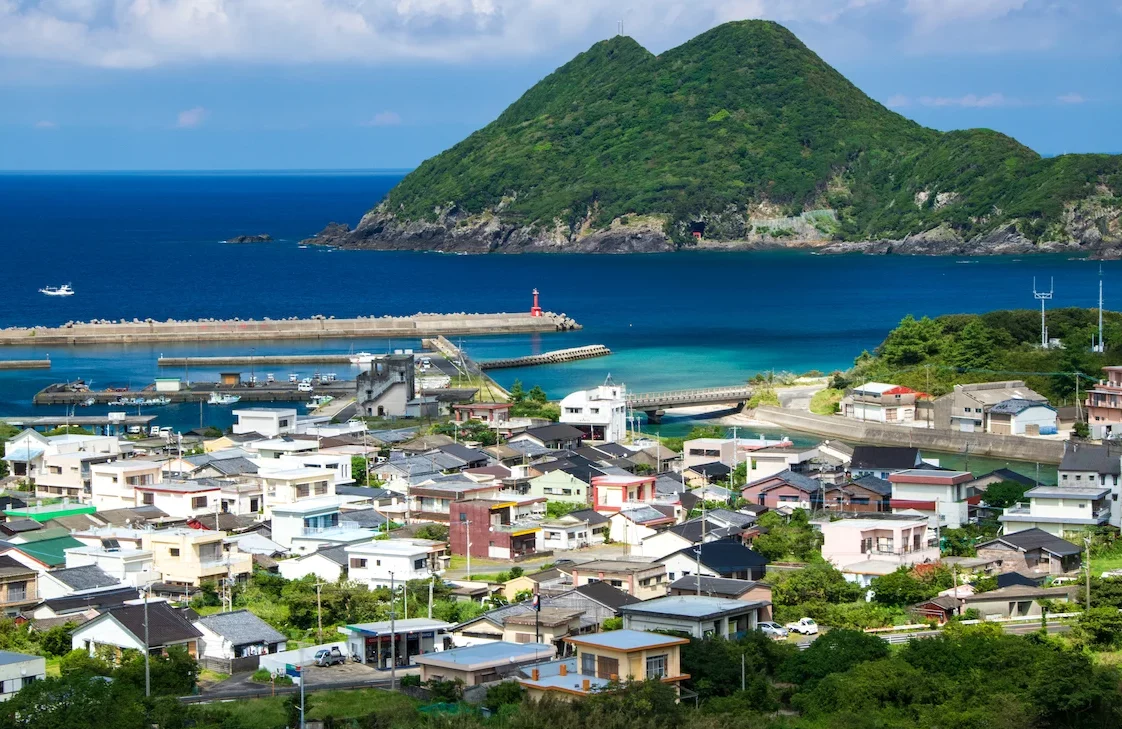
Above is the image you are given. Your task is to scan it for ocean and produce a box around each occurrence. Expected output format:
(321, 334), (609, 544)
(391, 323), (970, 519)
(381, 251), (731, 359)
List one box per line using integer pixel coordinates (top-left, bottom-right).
(0, 172), (1109, 478)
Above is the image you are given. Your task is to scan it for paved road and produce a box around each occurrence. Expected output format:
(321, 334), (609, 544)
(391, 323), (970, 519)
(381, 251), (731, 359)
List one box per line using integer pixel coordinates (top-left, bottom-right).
(777, 383), (828, 412)
(195, 663), (419, 702)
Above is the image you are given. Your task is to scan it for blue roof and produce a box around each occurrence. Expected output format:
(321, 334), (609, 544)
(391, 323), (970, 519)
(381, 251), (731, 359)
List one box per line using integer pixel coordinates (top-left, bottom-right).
(520, 672), (610, 693)
(619, 595), (767, 619)
(415, 641), (551, 667)
(567, 629), (687, 652)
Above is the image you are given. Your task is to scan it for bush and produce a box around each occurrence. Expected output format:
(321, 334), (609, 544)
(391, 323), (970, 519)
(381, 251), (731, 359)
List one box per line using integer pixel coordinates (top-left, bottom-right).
(426, 678), (464, 703)
(808, 388), (843, 415)
(400, 674), (422, 688)
(483, 681), (525, 711)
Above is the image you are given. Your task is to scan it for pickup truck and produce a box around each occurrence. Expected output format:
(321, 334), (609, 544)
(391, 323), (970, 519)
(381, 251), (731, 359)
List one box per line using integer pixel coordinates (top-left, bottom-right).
(785, 618), (819, 635)
(314, 647), (346, 667)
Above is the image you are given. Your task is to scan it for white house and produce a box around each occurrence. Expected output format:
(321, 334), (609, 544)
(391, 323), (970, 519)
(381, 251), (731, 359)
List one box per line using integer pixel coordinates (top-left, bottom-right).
(277, 547), (349, 583)
(559, 383), (628, 442)
(269, 496), (371, 553)
(888, 469), (975, 529)
(536, 516), (592, 551)
(36, 564), (123, 600)
(232, 408), (298, 438)
(999, 485), (1112, 537)
(344, 540), (440, 588)
(840, 382), (919, 423)
(0, 651), (46, 701)
(71, 602), (202, 657)
(258, 467), (338, 515)
(271, 453), (354, 487)
(987, 399), (1058, 435)
(618, 595), (768, 639)
(135, 480), (223, 519)
(195, 609), (287, 664)
(64, 545), (158, 588)
(608, 505), (675, 546)
(89, 460), (164, 510)
(251, 439), (321, 461)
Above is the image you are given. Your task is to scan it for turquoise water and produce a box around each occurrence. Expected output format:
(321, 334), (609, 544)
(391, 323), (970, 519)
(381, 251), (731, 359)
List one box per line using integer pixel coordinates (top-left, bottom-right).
(0, 170), (1105, 481)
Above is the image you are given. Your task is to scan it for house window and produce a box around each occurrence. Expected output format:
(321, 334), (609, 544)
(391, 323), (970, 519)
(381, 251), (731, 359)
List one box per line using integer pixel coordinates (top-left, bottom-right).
(6, 581), (26, 602)
(170, 548), (180, 557)
(581, 652), (596, 675)
(350, 558), (368, 569)
(191, 496), (207, 509)
(142, 493), (155, 505)
(596, 656), (619, 679)
(459, 513), (467, 522)
(296, 484), (310, 498)
(515, 633), (534, 643)
(645, 654), (668, 679)
(414, 559), (426, 570)
(314, 482), (328, 495)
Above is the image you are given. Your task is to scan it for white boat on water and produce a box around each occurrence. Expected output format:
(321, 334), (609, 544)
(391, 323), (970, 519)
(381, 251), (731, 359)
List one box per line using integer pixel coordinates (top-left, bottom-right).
(39, 284), (74, 297)
(349, 352), (377, 365)
(208, 393), (241, 405)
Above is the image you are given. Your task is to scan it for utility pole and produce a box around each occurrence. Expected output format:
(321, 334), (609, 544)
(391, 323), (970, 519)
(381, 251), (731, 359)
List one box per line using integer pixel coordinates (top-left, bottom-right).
(315, 581), (324, 642)
(696, 499), (706, 597)
(389, 572), (397, 690)
(1085, 536), (1092, 609)
(143, 587), (151, 698)
(299, 663), (306, 729)
(428, 575), (434, 619)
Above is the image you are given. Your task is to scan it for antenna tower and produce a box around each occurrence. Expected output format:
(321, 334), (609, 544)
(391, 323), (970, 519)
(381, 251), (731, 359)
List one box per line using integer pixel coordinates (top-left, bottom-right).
(1033, 277), (1054, 349)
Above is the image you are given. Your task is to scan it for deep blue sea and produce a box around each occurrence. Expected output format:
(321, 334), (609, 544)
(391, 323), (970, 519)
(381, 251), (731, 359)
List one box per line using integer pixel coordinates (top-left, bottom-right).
(0, 172), (1109, 478)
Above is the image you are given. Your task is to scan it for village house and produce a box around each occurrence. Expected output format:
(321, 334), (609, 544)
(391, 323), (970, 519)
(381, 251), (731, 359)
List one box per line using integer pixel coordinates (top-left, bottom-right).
(569, 560), (668, 600)
(276, 545), (349, 583)
(658, 541), (769, 583)
(1056, 444), (1122, 528)
(933, 381), (1049, 433)
(998, 485), (1112, 538)
(741, 470), (821, 509)
(338, 617), (452, 668)
(142, 529), (252, 587)
(840, 382), (920, 423)
(518, 630), (689, 701)
(962, 584), (1078, 620)
(269, 497), (376, 553)
(816, 515), (938, 574)
(527, 470), (591, 502)
(559, 383), (628, 443)
(501, 566), (575, 601)
(667, 576), (772, 617)
(344, 540), (441, 588)
(681, 435), (793, 470)
(537, 515), (593, 551)
(416, 641), (554, 685)
(0, 652), (46, 701)
(71, 602), (203, 658)
(89, 460), (164, 510)
(195, 609), (287, 672)
(608, 504), (677, 546)
(985, 399), (1058, 435)
(0, 556), (38, 618)
(619, 594), (770, 639)
(450, 499), (542, 560)
(591, 474), (658, 512)
(508, 424), (585, 451)
(1086, 366), (1122, 438)
(232, 408), (298, 438)
(64, 544), (158, 588)
(849, 446), (924, 480)
(975, 528), (1083, 575)
(888, 469), (976, 529)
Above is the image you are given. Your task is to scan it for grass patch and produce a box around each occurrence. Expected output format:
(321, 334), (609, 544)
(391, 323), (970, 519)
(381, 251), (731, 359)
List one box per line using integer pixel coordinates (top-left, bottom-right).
(213, 688), (417, 729)
(809, 388), (843, 415)
(747, 387), (780, 408)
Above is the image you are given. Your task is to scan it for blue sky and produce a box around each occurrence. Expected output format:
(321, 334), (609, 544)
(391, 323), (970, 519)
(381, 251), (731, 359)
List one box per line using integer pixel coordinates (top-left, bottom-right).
(0, 0), (1119, 170)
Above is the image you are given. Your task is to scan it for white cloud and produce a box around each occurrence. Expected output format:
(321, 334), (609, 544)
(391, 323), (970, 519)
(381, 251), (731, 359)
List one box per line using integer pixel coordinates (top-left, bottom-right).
(885, 94), (910, 108)
(176, 106), (208, 128)
(905, 0), (1028, 30)
(365, 111), (402, 127)
(34, 119), (58, 128)
(918, 93), (1011, 108)
(1057, 92), (1085, 104)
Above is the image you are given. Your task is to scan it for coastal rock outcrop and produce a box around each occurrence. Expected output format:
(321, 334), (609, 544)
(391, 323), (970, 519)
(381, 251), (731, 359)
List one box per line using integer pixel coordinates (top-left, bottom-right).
(226, 234), (274, 244)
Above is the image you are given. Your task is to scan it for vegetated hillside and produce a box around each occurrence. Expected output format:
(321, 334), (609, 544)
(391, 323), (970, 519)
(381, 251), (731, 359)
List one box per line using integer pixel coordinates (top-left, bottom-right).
(306, 21), (1122, 254)
(843, 307), (1122, 403)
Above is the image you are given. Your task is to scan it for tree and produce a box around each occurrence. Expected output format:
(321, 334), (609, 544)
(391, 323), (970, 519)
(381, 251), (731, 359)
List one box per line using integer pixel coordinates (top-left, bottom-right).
(870, 567), (937, 607)
(414, 524), (449, 542)
(59, 649), (113, 678)
(509, 380), (525, 403)
(781, 629), (890, 687)
(770, 562), (864, 606)
(426, 678), (464, 703)
(527, 385), (548, 403)
(983, 480), (1032, 509)
(545, 501), (584, 518)
(945, 318), (996, 370)
(1075, 607), (1122, 649)
(351, 456), (368, 486)
(1073, 421), (1091, 439)
(40, 624), (77, 657)
(115, 646), (198, 697)
(876, 315), (942, 367)
(0, 675), (146, 729)
(483, 681), (525, 712)
(751, 510), (822, 562)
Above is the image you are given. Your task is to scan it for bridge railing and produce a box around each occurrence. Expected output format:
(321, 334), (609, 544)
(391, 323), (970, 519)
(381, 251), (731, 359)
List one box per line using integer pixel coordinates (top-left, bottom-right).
(626, 386), (752, 405)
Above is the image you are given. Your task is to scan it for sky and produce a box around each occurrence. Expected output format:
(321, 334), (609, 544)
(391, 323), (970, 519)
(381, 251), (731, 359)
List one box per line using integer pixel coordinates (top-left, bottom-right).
(0, 0), (1120, 170)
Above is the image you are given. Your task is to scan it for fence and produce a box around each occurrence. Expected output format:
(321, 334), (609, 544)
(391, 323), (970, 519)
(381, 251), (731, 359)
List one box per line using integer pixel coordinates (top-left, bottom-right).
(199, 655), (261, 675)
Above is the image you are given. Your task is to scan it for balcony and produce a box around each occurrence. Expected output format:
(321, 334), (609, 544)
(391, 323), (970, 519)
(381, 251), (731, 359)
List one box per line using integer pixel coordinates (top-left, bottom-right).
(0, 588), (37, 606)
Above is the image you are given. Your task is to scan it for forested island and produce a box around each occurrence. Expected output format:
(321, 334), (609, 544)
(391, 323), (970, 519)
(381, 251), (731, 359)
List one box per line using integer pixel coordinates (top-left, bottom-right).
(305, 21), (1122, 256)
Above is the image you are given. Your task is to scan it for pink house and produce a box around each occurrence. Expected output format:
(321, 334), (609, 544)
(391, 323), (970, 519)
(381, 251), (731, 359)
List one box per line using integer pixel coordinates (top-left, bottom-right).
(817, 516), (939, 573)
(741, 471), (821, 509)
(591, 474), (657, 513)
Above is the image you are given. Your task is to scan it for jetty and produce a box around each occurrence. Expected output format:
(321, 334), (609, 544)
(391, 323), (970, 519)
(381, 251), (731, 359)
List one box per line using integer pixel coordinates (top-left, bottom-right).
(1, 415), (156, 436)
(156, 354), (395, 367)
(0, 359), (50, 370)
(0, 311), (580, 346)
(479, 345), (611, 370)
(33, 380), (355, 406)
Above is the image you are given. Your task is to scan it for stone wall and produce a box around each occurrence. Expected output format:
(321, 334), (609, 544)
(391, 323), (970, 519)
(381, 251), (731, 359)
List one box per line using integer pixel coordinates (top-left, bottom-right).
(754, 406), (1066, 464)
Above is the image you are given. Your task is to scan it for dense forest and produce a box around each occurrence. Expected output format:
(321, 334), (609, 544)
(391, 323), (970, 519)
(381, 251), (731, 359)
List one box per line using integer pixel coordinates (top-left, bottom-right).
(844, 307), (1122, 403)
(371, 21), (1122, 247)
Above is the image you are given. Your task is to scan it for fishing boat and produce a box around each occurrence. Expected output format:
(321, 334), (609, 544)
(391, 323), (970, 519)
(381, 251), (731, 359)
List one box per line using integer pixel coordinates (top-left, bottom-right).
(39, 284), (74, 296)
(208, 392), (241, 405)
(348, 352), (377, 365)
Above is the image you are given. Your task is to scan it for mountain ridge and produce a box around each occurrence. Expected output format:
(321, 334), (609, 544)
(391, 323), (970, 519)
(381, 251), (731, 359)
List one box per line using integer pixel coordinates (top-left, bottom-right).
(304, 20), (1122, 256)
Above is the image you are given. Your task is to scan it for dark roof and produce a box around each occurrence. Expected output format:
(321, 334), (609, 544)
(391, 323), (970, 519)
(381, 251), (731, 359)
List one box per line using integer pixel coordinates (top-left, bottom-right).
(688, 461), (732, 478)
(522, 424), (585, 444)
(678, 491), (701, 510)
(437, 442), (490, 464)
(96, 602), (202, 647)
(0, 554), (36, 578)
(41, 586), (140, 615)
(568, 509), (610, 526)
(201, 456), (259, 476)
(46, 565), (120, 592)
(668, 575), (762, 597)
(570, 581), (641, 611)
(189, 513), (259, 532)
(665, 541), (769, 573)
(1059, 444), (1122, 475)
(595, 443), (633, 458)
(851, 474), (893, 496)
(339, 509), (389, 529)
(991, 398), (1054, 415)
(313, 545), (350, 566)
(978, 468), (1040, 488)
(668, 518), (740, 544)
(0, 519), (42, 535)
(336, 486), (400, 500)
(996, 571), (1046, 589)
(756, 470), (821, 494)
(196, 609), (286, 646)
(850, 446), (920, 470)
(978, 528), (1082, 557)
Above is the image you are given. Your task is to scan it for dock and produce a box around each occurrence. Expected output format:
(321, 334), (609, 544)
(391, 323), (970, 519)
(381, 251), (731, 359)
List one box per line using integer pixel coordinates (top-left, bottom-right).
(0, 311), (581, 346)
(479, 345), (611, 370)
(157, 354), (396, 367)
(33, 380), (355, 406)
(0, 359), (50, 370)
(1, 415), (156, 436)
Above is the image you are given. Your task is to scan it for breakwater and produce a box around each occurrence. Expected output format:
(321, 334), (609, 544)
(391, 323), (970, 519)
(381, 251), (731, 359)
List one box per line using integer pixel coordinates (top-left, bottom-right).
(157, 354), (383, 367)
(0, 312), (580, 346)
(0, 359), (50, 370)
(754, 406), (1066, 464)
(479, 345), (611, 370)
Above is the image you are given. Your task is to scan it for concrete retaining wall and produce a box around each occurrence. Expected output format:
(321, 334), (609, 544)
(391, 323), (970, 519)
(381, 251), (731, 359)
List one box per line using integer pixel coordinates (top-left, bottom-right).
(755, 406), (1066, 464)
(0, 312), (579, 346)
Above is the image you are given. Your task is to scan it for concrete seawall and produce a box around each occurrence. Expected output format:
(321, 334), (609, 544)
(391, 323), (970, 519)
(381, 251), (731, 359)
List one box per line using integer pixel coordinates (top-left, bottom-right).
(0, 312), (579, 346)
(755, 406), (1066, 464)
(0, 359), (50, 370)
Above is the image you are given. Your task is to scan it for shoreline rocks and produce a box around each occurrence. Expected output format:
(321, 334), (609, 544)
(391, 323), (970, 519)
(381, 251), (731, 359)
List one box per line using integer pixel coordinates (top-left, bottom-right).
(226, 234), (274, 244)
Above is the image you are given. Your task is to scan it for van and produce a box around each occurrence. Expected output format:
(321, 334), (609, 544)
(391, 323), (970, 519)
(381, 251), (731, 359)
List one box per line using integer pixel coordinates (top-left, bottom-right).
(297, 382), (314, 393)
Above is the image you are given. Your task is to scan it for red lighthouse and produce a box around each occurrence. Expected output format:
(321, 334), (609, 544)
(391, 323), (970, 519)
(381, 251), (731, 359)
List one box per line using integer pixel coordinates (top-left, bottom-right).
(530, 289), (543, 317)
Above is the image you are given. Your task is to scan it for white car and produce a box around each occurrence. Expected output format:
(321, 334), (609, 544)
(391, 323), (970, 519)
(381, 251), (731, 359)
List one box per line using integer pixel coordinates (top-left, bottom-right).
(785, 618), (819, 635)
(757, 622), (789, 639)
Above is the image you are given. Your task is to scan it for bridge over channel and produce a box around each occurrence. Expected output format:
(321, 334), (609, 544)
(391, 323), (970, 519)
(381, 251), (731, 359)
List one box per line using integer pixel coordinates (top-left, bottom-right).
(626, 385), (753, 423)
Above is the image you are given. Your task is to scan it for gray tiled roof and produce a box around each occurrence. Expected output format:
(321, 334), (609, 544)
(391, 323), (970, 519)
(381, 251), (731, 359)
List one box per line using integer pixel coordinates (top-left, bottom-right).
(197, 609), (286, 646)
(990, 398), (1054, 415)
(47, 565), (120, 591)
(1059, 444), (1122, 475)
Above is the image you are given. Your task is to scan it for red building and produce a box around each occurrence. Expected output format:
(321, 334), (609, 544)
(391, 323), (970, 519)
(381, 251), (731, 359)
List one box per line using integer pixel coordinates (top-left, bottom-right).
(591, 474), (657, 513)
(450, 499), (542, 560)
(1086, 366), (1122, 429)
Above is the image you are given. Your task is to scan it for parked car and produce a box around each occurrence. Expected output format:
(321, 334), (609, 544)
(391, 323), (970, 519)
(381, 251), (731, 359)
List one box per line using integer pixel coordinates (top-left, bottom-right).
(757, 622), (789, 639)
(785, 618), (819, 635)
(314, 647), (346, 667)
